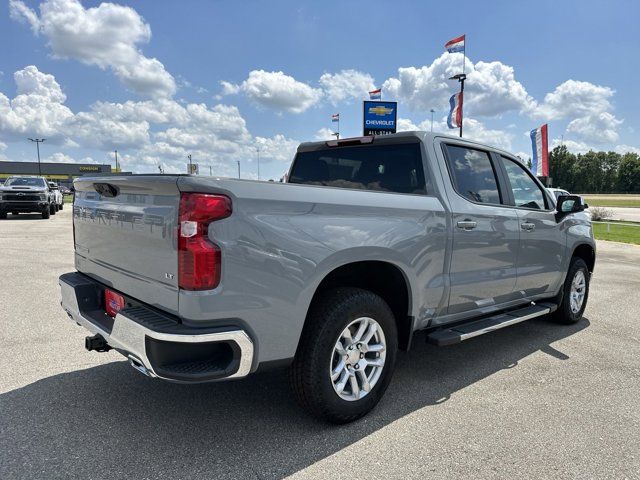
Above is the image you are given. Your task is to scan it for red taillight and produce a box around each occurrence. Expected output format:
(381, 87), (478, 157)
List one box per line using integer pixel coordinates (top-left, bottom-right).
(105, 289), (125, 318)
(178, 193), (231, 291)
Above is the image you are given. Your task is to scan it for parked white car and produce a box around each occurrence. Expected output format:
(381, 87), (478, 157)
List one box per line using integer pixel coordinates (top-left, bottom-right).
(48, 182), (64, 211)
(547, 188), (570, 205)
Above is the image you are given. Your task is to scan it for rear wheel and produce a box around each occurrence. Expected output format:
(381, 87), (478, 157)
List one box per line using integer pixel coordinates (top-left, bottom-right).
(50, 203), (56, 215)
(553, 257), (590, 324)
(290, 287), (398, 423)
(59, 201), (64, 210)
(42, 207), (50, 219)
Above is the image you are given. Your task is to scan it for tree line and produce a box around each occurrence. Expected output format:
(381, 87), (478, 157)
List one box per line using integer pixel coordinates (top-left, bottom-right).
(542, 146), (640, 193)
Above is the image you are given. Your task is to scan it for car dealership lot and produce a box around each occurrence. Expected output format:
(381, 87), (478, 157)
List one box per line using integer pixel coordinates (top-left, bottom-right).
(1, 209), (639, 479)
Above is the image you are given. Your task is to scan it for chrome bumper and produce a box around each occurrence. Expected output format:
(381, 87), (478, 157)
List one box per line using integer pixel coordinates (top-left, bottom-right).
(59, 272), (254, 382)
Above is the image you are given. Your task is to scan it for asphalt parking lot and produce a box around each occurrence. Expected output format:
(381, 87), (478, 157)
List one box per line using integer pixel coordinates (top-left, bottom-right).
(1, 208), (639, 479)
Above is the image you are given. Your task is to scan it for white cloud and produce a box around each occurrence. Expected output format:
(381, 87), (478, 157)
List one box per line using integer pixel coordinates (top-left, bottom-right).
(319, 69), (376, 105)
(44, 152), (74, 163)
(227, 70), (322, 113)
(566, 112), (622, 144)
(383, 53), (535, 117)
(614, 144), (640, 155)
(314, 127), (337, 140)
(0, 65), (73, 141)
(550, 138), (593, 154)
(8, 0), (40, 33)
(255, 134), (299, 163)
(220, 81), (240, 95)
(71, 110), (151, 150)
(534, 80), (614, 120)
(454, 118), (513, 150)
(398, 115), (512, 151)
(396, 118), (421, 132)
(10, 0), (176, 98)
(0, 66), (301, 176)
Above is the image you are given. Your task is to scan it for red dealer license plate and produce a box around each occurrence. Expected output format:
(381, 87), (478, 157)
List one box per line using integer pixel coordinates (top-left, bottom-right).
(105, 289), (125, 318)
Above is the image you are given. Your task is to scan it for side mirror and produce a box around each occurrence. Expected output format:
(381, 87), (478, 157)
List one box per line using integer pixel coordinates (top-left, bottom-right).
(556, 195), (585, 219)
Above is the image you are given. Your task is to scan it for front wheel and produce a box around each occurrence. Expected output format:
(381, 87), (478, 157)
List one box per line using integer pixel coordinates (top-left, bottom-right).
(290, 287), (398, 423)
(553, 257), (590, 324)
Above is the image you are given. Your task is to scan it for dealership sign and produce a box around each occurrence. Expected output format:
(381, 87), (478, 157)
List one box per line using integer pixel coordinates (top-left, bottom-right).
(363, 101), (397, 136)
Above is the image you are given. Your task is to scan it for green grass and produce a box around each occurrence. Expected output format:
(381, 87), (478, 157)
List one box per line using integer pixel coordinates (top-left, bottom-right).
(63, 194), (74, 203)
(593, 223), (640, 245)
(583, 198), (640, 208)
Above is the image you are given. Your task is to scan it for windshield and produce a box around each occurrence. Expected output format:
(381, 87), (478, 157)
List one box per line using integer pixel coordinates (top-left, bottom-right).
(5, 177), (46, 187)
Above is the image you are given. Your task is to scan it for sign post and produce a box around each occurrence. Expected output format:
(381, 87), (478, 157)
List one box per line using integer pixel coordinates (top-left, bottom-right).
(363, 101), (397, 136)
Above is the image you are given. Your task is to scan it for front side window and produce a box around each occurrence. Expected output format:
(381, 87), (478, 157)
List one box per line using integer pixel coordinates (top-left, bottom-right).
(501, 157), (546, 210)
(289, 143), (426, 194)
(443, 145), (501, 204)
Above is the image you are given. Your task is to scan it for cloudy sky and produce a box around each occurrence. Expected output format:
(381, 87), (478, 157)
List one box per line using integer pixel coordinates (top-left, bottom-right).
(0, 0), (638, 180)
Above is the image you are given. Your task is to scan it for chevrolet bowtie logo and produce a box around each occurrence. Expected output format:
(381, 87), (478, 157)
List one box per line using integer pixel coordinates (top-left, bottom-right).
(368, 106), (394, 116)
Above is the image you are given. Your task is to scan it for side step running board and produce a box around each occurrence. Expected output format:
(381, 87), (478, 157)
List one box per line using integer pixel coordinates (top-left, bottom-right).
(427, 302), (557, 346)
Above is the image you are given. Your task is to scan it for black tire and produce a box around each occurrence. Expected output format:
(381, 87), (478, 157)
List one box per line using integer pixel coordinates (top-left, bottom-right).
(54, 203), (59, 212)
(50, 203), (56, 215)
(42, 208), (50, 219)
(59, 202), (64, 210)
(553, 257), (590, 324)
(290, 287), (398, 423)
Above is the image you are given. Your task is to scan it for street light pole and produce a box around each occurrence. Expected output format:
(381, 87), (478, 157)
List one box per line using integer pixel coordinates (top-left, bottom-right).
(236, 160), (241, 179)
(430, 109), (435, 132)
(28, 138), (45, 176)
(256, 146), (261, 180)
(187, 154), (192, 174)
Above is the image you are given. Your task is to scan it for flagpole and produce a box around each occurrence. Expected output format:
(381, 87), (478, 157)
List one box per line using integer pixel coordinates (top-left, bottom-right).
(459, 77), (464, 137)
(463, 36), (466, 74)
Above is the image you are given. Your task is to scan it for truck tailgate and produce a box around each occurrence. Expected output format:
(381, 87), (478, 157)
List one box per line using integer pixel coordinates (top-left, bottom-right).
(73, 176), (181, 314)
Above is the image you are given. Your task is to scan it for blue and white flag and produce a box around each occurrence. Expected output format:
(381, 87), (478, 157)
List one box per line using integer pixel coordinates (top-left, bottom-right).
(369, 88), (382, 100)
(331, 113), (340, 123)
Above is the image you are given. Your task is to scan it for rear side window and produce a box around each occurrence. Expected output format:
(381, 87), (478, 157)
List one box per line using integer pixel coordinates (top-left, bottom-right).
(501, 156), (547, 210)
(443, 145), (501, 204)
(289, 143), (427, 194)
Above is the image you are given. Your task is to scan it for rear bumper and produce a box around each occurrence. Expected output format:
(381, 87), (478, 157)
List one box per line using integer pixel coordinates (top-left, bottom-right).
(59, 272), (254, 383)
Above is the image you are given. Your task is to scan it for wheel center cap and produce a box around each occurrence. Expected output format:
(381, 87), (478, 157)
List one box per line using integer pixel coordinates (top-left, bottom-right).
(347, 347), (361, 365)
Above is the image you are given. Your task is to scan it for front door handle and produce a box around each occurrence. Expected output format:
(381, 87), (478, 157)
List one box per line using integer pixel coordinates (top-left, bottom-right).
(456, 220), (477, 230)
(521, 222), (536, 231)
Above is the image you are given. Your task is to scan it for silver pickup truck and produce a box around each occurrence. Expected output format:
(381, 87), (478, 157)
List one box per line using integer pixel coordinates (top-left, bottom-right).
(59, 132), (595, 423)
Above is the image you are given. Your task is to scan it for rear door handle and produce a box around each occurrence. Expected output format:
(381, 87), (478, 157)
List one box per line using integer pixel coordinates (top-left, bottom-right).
(521, 222), (536, 231)
(456, 220), (477, 230)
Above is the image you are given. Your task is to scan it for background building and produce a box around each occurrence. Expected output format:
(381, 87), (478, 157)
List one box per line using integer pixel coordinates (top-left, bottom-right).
(0, 161), (113, 188)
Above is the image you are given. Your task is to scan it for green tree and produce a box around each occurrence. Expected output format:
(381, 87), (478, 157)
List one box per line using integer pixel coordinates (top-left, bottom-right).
(616, 153), (640, 193)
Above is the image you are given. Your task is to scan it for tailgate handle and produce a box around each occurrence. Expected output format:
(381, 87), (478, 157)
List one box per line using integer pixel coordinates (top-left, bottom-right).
(93, 183), (120, 198)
